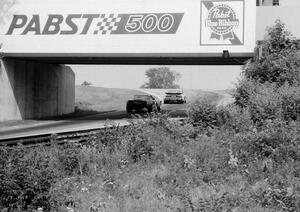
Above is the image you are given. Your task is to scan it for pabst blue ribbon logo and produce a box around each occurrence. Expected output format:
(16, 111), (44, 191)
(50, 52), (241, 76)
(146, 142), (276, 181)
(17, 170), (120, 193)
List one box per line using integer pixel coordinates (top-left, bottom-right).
(205, 4), (239, 40)
(201, 0), (244, 46)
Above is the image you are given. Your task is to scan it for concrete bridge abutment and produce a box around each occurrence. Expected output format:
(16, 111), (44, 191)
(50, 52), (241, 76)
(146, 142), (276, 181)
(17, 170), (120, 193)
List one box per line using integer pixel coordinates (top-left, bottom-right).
(0, 58), (75, 121)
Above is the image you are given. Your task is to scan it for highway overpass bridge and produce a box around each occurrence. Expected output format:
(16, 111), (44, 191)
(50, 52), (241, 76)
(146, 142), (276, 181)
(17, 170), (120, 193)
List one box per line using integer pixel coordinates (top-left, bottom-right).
(0, 0), (299, 121)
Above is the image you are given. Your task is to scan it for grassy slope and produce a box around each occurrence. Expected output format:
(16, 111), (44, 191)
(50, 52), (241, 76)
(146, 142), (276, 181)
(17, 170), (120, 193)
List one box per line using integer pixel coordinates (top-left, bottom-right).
(76, 86), (226, 112)
(184, 89), (224, 104)
(141, 89), (223, 102)
(75, 86), (146, 111)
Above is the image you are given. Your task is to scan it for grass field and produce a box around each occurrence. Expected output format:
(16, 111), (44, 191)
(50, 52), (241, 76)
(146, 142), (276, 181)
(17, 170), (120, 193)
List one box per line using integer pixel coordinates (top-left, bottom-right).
(75, 86), (226, 112)
(75, 86), (147, 112)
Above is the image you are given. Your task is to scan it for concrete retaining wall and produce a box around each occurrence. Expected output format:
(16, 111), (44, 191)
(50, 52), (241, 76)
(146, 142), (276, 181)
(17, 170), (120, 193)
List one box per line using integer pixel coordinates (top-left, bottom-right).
(0, 58), (75, 121)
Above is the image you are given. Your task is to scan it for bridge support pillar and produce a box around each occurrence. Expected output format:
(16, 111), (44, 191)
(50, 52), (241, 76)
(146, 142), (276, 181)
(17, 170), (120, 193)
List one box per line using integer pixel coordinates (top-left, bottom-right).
(0, 58), (75, 121)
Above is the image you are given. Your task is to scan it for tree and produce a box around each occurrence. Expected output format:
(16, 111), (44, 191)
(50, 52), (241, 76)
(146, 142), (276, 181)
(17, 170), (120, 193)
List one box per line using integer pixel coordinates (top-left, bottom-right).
(234, 20), (300, 122)
(81, 81), (92, 86)
(235, 20), (300, 107)
(243, 19), (300, 86)
(141, 67), (181, 89)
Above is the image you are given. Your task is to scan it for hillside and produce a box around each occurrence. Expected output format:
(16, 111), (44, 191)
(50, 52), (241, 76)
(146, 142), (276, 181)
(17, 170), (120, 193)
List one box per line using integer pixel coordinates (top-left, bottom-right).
(75, 86), (147, 112)
(75, 86), (227, 112)
(140, 88), (224, 104)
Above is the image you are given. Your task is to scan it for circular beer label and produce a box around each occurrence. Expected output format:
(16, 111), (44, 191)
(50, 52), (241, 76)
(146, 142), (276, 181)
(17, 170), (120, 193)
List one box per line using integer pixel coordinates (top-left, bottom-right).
(205, 4), (239, 36)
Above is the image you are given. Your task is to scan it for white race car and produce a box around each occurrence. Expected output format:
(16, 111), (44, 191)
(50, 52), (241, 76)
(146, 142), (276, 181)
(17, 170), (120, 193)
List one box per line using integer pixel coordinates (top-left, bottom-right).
(163, 90), (186, 104)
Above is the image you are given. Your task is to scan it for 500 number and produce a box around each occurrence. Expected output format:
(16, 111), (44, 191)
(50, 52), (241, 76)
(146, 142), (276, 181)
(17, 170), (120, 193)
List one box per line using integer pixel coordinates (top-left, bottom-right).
(125, 14), (174, 33)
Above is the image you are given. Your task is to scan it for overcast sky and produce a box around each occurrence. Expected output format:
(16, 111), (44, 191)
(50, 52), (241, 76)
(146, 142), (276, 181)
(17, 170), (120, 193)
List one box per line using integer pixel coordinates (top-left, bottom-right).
(71, 65), (243, 90)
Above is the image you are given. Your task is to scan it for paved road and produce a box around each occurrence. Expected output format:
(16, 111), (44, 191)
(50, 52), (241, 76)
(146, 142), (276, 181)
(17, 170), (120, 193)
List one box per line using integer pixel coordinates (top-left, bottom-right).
(0, 104), (188, 140)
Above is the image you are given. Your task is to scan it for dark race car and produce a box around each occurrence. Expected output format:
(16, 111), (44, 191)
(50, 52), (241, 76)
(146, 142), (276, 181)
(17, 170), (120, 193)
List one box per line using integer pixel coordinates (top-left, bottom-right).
(126, 94), (161, 113)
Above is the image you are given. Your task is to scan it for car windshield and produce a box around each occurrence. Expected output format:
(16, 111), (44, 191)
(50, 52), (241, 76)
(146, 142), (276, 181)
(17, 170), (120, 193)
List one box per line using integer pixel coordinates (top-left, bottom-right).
(133, 95), (152, 101)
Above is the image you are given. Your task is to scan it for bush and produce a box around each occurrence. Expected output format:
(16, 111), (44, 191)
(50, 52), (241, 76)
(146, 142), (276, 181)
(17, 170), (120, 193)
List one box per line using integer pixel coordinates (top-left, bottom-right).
(0, 145), (61, 211)
(187, 97), (218, 128)
(234, 78), (259, 108)
(243, 20), (300, 86)
(0, 114), (299, 211)
(247, 82), (282, 122)
(235, 20), (300, 123)
(229, 119), (300, 211)
(216, 104), (253, 133)
(279, 84), (300, 121)
(235, 80), (300, 123)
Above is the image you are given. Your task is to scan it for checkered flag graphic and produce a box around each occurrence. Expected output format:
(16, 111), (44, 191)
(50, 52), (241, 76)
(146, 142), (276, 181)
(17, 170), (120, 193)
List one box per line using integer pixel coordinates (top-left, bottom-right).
(94, 14), (121, 35)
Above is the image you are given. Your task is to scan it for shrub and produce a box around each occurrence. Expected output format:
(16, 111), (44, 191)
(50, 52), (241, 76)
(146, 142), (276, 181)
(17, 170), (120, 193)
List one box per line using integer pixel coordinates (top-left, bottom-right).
(1, 114), (300, 211)
(231, 119), (300, 163)
(187, 96), (218, 128)
(216, 104), (253, 133)
(234, 78), (259, 108)
(279, 84), (300, 121)
(0, 145), (61, 211)
(247, 82), (282, 122)
(235, 20), (300, 123)
(243, 20), (300, 86)
(235, 81), (300, 123)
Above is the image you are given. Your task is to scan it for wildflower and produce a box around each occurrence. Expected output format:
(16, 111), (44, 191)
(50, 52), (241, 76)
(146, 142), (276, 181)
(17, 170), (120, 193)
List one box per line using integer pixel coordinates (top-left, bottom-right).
(90, 201), (106, 212)
(183, 155), (195, 169)
(157, 191), (166, 200)
(228, 149), (238, 167)
(286, 186), (294, 197)
(81, 187), (89, 192)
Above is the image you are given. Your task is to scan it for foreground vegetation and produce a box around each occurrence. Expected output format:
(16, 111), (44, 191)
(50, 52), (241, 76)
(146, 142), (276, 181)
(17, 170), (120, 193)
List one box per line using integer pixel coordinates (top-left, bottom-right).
(1, 21), (300, 211)
(0, 112), (299, 212)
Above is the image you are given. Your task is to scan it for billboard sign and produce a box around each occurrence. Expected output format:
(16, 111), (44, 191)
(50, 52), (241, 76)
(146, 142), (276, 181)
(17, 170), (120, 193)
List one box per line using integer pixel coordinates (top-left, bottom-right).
(0, 0), (256, 58)
(5, 13), (184, 35)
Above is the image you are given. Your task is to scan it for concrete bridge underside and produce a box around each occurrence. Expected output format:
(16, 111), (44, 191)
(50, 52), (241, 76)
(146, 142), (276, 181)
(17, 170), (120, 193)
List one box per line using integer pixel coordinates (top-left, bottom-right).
(0, 54), (251, 122)
(0, 59), (75, 121)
